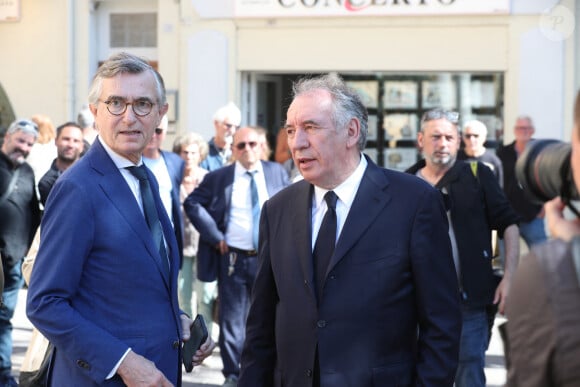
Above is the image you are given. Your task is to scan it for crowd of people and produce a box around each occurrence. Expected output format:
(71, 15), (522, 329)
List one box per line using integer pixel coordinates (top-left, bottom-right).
(0, 50), (578, 387)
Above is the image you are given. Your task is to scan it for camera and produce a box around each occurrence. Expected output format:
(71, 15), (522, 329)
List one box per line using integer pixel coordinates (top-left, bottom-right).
(515, 139), (579, 204)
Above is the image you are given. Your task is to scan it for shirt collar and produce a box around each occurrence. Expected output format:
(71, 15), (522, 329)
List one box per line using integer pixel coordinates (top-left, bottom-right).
(313, 154), (368, 209)
(98, 136), (142, 169)
(234, 160), (264, 177)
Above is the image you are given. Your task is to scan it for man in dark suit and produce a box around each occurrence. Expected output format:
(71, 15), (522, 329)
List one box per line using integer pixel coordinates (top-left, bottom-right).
(184, 126), (289, 386)
(26, 52), (214, 386)
(143, 114), (185, 266)
(238, 74), (461, 387)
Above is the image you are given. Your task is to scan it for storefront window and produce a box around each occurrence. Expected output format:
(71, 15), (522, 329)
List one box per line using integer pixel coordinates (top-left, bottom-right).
(344, 72), (504, 170)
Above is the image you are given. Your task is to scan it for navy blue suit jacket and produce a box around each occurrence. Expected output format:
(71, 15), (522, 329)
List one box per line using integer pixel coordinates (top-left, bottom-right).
(161, 150), (185, 266)
(27, 140), (183, 386)
(183, 161), (289, 282)
(239, 156), (461, 387)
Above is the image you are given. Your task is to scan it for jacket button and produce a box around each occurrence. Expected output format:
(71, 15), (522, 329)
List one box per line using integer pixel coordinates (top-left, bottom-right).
(173, 340), (180, 349)
(317, 320), (326, 328)
(306, 369), (313, 377)
(76, 359), (91, 370)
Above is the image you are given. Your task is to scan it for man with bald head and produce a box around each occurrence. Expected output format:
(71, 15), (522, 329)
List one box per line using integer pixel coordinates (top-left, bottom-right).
(185, 126), (289, 386)
(497, 116), (546, 248)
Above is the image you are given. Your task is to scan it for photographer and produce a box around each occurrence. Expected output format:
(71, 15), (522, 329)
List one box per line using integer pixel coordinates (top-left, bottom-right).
(505, 90), (580, 386)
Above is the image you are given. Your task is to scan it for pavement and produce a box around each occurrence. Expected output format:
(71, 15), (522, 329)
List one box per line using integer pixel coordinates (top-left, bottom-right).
(10, 288), (507, 386)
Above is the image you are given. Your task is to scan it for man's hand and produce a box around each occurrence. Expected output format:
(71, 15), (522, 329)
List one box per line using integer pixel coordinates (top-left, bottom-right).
(493, 277), (509, 315)
(545, 197), (580, 242)
(215, 240), (229, 255)
(117, 350), (173, 387)
(180, 314), (216, 370)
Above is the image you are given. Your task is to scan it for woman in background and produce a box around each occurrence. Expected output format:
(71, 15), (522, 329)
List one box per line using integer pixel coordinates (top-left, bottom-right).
(173, 133), (214, 331)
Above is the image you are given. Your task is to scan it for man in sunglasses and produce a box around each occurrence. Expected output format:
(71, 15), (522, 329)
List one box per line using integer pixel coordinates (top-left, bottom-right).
(458, 119), (503, 185)
(184, 126), (289, 386)
(0, 119), (41, 386)
(406, 108), (520, 387)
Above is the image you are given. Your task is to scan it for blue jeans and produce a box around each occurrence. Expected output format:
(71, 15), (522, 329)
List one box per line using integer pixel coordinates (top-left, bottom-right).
(519, 217), (547, 248)
(0, 262), (23, 377)
(455, 306), (488, 387)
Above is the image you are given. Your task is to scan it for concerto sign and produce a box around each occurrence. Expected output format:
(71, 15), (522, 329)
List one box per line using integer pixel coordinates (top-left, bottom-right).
(234, 0), (510, 17)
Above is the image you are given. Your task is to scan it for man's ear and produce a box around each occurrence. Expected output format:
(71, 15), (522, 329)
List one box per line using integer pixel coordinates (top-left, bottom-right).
(417, 131), (424, 148)
(346, 117), (361, 148)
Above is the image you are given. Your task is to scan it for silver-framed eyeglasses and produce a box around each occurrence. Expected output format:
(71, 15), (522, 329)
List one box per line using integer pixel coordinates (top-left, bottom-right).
(100, 97), (155, 117)
(421, 109), (459, 125)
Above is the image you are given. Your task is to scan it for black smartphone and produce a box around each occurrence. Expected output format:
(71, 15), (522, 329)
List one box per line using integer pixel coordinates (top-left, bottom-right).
(182, 314), (209, 373)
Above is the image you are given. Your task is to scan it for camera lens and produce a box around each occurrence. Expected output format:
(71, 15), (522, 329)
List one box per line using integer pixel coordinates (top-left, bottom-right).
(515, 139), (578, 204)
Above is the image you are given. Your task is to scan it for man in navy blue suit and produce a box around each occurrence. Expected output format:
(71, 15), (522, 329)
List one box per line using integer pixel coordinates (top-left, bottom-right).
(238, 74), (461, 387)
(184, 126), (289, 386)
(143, 114), (185, 266)
(27, 52), (214, 386)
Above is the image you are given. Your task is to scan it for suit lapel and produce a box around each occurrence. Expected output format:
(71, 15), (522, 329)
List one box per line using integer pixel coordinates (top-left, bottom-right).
(329, 161), (391, 273)
(89, 141), (171, 290)
(224, 165), (235, 224)
(292, 182), (316, 292)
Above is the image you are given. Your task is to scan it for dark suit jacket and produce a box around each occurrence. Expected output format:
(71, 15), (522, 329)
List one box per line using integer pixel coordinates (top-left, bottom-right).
(239, 156), (461, 387)
(183, 161), (290, 282)
(160, 150), (185, 266)
(506, 239), (580, 387)
(27, 140), (183, 386)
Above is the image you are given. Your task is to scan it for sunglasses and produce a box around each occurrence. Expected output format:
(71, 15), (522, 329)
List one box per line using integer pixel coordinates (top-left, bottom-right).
(235, 141), (258, 150)
(15, 120), (39, 132)
(154, 128), (164, 135)
(463, 133), (480, 139)
(421, 109), (459, 125)
(224, 123), (238, 130)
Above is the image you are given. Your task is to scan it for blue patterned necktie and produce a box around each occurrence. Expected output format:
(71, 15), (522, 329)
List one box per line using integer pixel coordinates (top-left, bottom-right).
(313, 191), (338, 301)
(126, 165), (169, 277)
(246, 170), (260, 250)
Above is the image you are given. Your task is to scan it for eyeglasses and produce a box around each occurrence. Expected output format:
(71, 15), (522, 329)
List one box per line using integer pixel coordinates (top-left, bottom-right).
(421, 109), (459, 125)
(100, 98), (155, 117)
(154, 128), (164, 135)
(235, 141), (258, 150)
(224, 123), (238, 130)
(463, 133), (480, 139)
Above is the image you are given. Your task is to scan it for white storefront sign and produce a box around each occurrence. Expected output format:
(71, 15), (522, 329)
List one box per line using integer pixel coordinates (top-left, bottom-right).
(234, 0), (510, 18)
(0, 0), (19, 22)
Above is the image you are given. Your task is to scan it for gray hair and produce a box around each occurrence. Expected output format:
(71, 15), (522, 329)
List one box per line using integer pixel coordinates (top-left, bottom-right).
(463, 119), (488, 136)
(213, 102), (241, 126)
(87, 52), (166, 107)
(172, 132), (209, 161)
(292, 73), (368, 150)
(6, 119), (38, 139)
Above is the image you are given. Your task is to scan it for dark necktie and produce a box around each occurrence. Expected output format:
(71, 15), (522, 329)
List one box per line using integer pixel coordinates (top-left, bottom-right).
(246, 170), (260, 249)
(126, 165), (170, 277)
(313, 191), (338, 300)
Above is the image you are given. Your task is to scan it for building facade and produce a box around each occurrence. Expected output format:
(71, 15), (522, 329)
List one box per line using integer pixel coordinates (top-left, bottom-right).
(0, 0), (578, 165)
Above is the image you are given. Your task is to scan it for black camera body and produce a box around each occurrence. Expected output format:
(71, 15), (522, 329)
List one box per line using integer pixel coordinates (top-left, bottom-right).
(515, 139), (579, 204)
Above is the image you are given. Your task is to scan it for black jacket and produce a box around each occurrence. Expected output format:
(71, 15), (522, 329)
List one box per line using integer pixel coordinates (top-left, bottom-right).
(0, 152), (41, 267)
(497, 142), (543, 222)
(406, 159), (519, 307)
